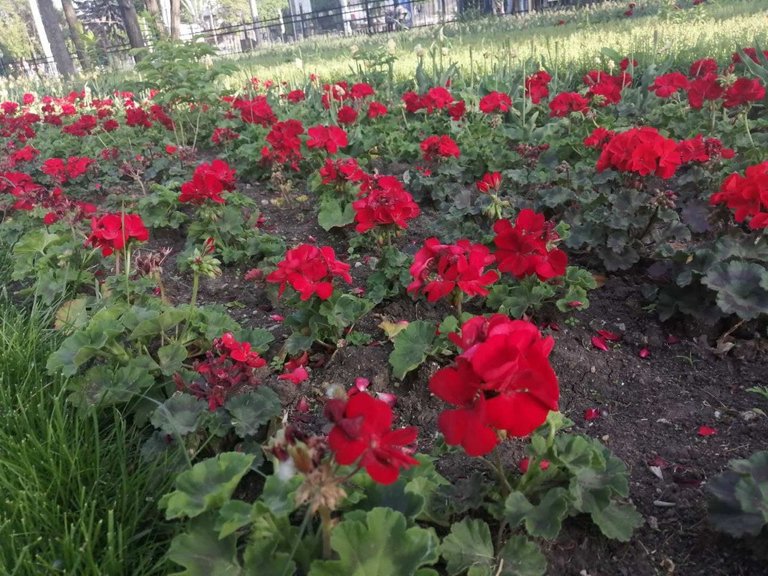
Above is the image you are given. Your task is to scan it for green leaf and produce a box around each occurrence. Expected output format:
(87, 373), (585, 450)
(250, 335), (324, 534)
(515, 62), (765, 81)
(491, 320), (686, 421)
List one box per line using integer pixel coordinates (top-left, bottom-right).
(524, 487), (570, 540)
(590, 502), (643, 542)
(707, 471), (767, 537)
(503, 491), (534, 528)
(440, 518), (494, 576)
(389, 320), (436, 380)
(260, 474), (302, 517)
(318, 196), (355, 231)
(702, 261), (768, 320)
(215, 500), (255, 539)
(167, 514), (242, 576)
(497, 536), (546, 576)
(309, 508), (439, 576)
(161, 453), (255, 519)
(151, 394), (207, 436)
(349, 475), (425, 521)
(225, 387), (281, 438)
(158, 342), (188, 376)
(236, 328), (274, 353)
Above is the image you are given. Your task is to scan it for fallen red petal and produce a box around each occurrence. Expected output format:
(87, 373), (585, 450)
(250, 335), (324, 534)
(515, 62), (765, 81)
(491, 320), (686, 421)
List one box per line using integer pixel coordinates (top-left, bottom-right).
(591, 336), (609, 351)
(269, 314), (284, 322)
(278, 366), (309, 385)
(596, 329), (621, 341)
(296, 396), (310, 413)
(376, 392), (397, 406)
(698, 425), (717, 436)
(639, 347), (650, 358)
(584, 408), (601, 421)
(666, 334), (680, 345)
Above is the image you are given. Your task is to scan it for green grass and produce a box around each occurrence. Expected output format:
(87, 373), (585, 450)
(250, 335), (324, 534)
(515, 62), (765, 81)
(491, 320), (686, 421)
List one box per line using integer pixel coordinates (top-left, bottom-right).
(0, 277), (175, 574)
(2, 0), (768, 100)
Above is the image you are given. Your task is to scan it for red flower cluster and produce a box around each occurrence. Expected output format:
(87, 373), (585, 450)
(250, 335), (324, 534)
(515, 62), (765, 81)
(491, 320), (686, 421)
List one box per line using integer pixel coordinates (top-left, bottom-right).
(420, 135), (460, 161)
(284, 89), (306, 103)
(402, 87), (466, 120)
(262, 119), (305, 170)
(325, 390), (418, 485)
(211, 127), (240, 145)
(367, 101), (388, 119)
(584, 70), (631, 105)
(476, 172), (502, 193)
(723, 77), (766, 108)
(548, 92), (590, 117)
(407, 238), (499, 302)
(649, 72), (689, 98)
(266, 244), (352, 300)
(176, 333), (266, 411)
(319, 157), (366, 186)
(493, 209), (567, 280)
(86, 212), (149, 256)
(307, 125), (348, 154)
(41, 156), (94, 184)
(179, 159), (236, 204)
(583, 127), (615, 149)
(525, 70), (552, 104)
(337, 105), (358, 125)
(429, 315), (559, 456)
(678, 134), (735, 164)
(710, 161), (768, 229)
(479, 91), (512, 114)
(352, 176), (420, 233)
(233, 95), (276, 126)
(596, 126), (681, 179)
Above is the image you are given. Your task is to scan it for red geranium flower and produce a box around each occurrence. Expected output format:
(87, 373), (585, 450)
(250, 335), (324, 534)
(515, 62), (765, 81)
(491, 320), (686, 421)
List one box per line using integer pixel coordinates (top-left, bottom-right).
(325, 391), (418, 485)
(493, 210), (568, 280)
(548, 92), (590, 117)
(429, 315), (559, 456)
(686, 73), (723, 109)
(367, 101), (388, 119)
(307, 125), (348, 154)
(710, 161), (768, 229)
(476, 172), (502, 193)
(285, 89), (306, 103)
(583, 127), (615, 149)
(179, 159), (236, 204)
(350, 82), (375, 99)
(407, 238), (499, 302)
(649, 72), (690, 97)
(262, 119), (305, 170)
(525, 70), (552, 104)
(479, 91), (512, 114)
(596, 126), (681, 179)
(220, 332), (267, 368)
(86, 212), (149, 256)
(352, 176), (420, 233)
(723, 77), (766, 108)
(337, 105), (358, 125)
(420, 135), (460, 161)
(233, 95), (276, 126)
(266, 244), (352, 300)
(689, 58), (719, 78)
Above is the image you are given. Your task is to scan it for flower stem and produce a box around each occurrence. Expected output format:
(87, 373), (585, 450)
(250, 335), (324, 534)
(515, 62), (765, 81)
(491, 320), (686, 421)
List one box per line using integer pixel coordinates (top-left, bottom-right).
(124, 247), (132, 303)
(493, 449), (513, 498)
(319, 505), (333, 560)
(454, 290), (463, 320)
(190, 271), (200, 308)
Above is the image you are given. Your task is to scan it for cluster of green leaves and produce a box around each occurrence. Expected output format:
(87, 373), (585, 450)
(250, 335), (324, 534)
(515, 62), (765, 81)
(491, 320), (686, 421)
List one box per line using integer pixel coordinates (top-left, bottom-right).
(707, 451), (768, 539)
(45, 299), (244, 413)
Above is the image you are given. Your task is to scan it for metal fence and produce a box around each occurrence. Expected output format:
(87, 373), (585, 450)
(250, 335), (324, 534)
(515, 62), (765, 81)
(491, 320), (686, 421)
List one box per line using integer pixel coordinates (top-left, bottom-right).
(0, 0), (596, 78)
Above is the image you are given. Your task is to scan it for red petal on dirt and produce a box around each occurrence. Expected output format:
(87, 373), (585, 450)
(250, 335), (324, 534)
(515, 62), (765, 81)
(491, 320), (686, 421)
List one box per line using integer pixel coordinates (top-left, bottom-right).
(596, 329), (621, 341)
(698, 425), (717, 436)
(376, 392), (397, 406)
(548, 322), (560, 331)
(666, 334), (680, 345)
(353, 377), (370, 392)
(639, 347), (650, 358)
(584, 408), (601, 421)
(296, 397), (310, 413)
(648, 455), (671, 468)
(591, 336), (609, 351)
(269, 314), (284, 322)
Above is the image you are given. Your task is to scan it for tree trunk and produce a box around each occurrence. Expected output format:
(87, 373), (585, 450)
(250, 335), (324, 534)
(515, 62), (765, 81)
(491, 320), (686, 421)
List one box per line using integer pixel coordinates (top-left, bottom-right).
(170, 0), (181, 40)
(117, 0), (146, 52)
(36, 0), (75, 77)
(61, 0), (91, 70)
(144, 0), (167, 39)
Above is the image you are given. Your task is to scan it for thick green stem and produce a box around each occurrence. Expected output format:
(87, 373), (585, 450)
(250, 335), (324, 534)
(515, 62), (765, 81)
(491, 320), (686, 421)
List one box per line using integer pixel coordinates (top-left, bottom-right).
(124, 247), (132, 302)
(744, 110), (755, 148)
(493, 449), (512, 498)
(319, 505), (333, 560)
(190, 271), (200, 308)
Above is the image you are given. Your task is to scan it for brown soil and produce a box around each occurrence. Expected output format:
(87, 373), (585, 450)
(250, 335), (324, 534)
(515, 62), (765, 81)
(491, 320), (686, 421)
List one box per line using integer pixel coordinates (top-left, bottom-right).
(155, 179), (768, 576)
